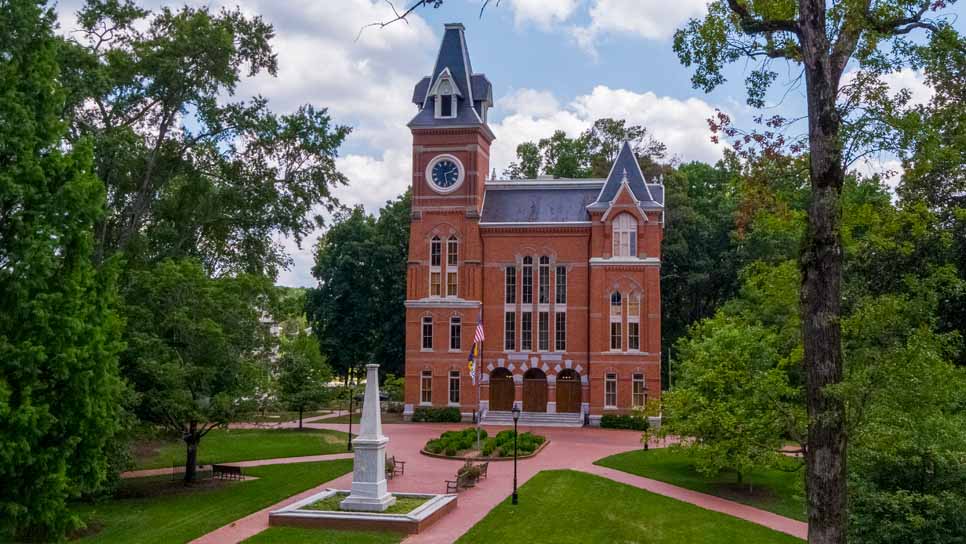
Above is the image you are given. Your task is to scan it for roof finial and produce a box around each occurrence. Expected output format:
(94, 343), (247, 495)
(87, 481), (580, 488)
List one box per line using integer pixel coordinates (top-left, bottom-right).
(621, 168), (630, 184)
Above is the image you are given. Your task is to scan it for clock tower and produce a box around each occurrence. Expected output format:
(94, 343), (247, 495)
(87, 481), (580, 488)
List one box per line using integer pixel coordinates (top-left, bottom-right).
(403, 23), (493, 417)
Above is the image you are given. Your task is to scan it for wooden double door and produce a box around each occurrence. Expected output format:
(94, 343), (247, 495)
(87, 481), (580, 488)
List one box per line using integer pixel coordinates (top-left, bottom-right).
(523, 369), (547, 412)
(489, 369), (514, 411)
(555, 369), (581, 413)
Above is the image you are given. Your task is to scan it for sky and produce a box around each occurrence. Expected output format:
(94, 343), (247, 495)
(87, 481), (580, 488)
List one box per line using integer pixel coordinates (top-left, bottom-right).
(53, 0), (952, 287)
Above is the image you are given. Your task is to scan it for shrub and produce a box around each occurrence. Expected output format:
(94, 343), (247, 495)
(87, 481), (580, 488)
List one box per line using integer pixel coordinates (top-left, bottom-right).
(412, 406), (461, 422)
(600, 413), (650, 431)
(444, 447), (457, 457)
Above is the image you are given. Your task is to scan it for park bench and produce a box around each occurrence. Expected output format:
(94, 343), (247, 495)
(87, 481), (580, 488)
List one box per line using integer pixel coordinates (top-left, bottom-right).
(445, 471), (473, 493)
(476, 461), (489, 480)
(388, 455), (405, 479)
(212, 464), (243, 480)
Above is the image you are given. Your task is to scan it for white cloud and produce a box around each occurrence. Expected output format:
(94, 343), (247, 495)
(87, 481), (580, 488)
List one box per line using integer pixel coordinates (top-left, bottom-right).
(841, 68), (934, 107)
(490, 85), (726, 175)
(570, 0), (708, 55)
(850, 157), (904, 191)
(506, 0), (580, 28)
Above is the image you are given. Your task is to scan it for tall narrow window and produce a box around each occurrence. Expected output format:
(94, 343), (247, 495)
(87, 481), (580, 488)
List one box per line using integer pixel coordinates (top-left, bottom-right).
(446, 236), (458, 297)
(430, 236), (441, 297)
(538, 311), (549, 351)
(610, 292), (622, 351)
(505, 266), (516, 303)
(632, 373), (646, 407)
(555, 312), (566, 351)
(449, 370), (460, 404)
(538, 256), (550, 303)
(422, 316), (433, 350)
(504, 312), (516, 351)
(421, 370), (433, 404)
(555, 266), (567, 304)
(605, 373), (618, 408)
(450, 316), (461, 351)
(628, 293), (641, 351)
(440, 94), (453, 117)
(522, 257), (533, 304)
(612, 213), (638, 257)
(521, 312), (532, 351)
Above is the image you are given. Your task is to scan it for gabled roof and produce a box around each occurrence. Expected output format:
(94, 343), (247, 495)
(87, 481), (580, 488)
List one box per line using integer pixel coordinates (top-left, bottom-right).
(409, 23), (493, 132)
(591, 141), (664, 209)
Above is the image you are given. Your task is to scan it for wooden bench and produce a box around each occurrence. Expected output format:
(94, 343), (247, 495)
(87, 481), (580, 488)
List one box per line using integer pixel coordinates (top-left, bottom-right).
(388, 456), (405, 479)
(212, 464), (243, 480)
(445, 472), (472, 493)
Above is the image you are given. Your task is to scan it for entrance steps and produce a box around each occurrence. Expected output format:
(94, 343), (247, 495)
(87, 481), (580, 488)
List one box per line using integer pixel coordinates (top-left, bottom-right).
(481, 410), (584, 428)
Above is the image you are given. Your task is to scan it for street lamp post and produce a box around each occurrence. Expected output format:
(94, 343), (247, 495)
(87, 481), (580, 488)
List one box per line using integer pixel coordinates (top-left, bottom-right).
(511, 405), (520, 505)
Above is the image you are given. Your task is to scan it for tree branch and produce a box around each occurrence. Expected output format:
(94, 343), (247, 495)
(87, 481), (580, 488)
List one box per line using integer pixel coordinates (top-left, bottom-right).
(726, 0), (800, 35)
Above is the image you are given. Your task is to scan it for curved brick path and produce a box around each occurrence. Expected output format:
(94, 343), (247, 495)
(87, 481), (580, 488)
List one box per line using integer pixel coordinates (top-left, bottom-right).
(186, 421), (806, 543)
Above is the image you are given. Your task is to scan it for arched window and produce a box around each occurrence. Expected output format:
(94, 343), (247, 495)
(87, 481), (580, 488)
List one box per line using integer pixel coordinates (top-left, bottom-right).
(430, 236), (441, 297)
(538, 256), (550, 304)
(628, 293), (641, 351)
(446, 236), (458, 297)
(612, 213), (638, 257)
(522, 256), (533, 304)
(610, 292), (622, 351)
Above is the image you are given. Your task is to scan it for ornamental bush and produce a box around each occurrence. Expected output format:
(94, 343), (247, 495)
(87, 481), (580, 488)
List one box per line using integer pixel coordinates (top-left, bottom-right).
(600, 414), (650, 431)
(412, 406), (462, 422)
(423, 427), (544, 457)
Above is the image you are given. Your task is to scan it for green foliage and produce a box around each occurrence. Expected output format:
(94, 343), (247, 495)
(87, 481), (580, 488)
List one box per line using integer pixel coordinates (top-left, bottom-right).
(411, 406), (461, 423)
(0, 2), (124, 540)
(423, 428), (544, 458)
(599, 414), (650, 431)
(120, 259), (271, 480)
(382, 373), (405, 403)
(59, 1), (350, 276)
(276, 331), (331, 427)
(307, 192), (410, 380)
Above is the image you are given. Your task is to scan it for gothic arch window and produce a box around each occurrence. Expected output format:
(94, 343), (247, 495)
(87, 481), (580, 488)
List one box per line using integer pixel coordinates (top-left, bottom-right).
(628, 293), (641, 351)
(430, 236), (442, 297)
(612, 213), (638, 257)
(446, 236), (458, 297)
(522, 256), (533, 304)
(431, 69), (460, 119)
(610, 291), (623, 351)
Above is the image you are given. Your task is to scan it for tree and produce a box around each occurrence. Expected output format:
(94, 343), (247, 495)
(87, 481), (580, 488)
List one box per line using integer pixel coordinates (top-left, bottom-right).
(673, 2), (961, 540)
(58, 0), (350, 276)
(276, 331), (330, 429)
(371, 191), (411, 376)
(0, 2), (124, 540)
(121, 259), (269, 482)
(502, 142), (541, 178)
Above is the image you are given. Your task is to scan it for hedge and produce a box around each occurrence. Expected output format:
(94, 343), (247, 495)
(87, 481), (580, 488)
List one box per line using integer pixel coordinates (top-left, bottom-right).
(600, 413), (650, 430)
(424, 428), (545, 458)
(412, 406), (462, 422)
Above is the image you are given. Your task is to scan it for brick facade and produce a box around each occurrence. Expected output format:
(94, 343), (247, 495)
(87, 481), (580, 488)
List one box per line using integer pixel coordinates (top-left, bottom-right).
(403, 24), (662, 424)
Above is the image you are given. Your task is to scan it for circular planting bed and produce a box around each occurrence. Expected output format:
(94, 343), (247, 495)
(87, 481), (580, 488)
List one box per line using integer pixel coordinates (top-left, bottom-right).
(420, 427), (549, 461)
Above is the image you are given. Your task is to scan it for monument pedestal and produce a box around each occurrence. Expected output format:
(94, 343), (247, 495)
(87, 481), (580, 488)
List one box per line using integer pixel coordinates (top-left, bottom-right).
(339, 364), (396, 512)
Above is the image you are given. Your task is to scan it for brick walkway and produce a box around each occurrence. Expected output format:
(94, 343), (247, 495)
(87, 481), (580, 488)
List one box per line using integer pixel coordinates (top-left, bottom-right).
(186, 421), (805, 543)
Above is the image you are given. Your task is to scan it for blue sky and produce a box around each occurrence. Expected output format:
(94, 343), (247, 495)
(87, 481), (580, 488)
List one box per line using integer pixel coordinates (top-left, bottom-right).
(54, 0), (953, 287)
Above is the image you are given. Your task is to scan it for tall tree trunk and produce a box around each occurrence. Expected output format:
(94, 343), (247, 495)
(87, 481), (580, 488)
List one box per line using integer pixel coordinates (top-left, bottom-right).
(799, 1), (848, 542)
(298, 406), (303, 429)
(184, 422), (200, 484)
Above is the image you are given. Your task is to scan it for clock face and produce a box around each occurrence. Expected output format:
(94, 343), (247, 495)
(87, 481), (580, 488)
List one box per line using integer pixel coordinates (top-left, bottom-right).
(426, 155), (464, 193)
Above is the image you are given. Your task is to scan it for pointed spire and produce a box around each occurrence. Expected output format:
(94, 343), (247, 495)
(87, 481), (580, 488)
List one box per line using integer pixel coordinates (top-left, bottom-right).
(594, 141), (656, 205)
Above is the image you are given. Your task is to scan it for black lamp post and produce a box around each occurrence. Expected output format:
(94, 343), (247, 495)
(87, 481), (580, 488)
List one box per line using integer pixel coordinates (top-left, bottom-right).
(511, 405), (520, 505)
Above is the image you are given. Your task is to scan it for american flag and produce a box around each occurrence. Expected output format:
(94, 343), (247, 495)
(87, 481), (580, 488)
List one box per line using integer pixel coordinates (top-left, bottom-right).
(473, 317), (485, 344)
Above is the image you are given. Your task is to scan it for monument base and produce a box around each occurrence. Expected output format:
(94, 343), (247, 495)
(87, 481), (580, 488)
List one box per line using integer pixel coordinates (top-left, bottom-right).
(339, 492), (396, 512)
(269, 489), (457, 534)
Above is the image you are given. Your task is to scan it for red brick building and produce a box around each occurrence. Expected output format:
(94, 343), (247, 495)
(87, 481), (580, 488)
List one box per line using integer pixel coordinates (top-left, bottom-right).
(403, 24), (663, 426)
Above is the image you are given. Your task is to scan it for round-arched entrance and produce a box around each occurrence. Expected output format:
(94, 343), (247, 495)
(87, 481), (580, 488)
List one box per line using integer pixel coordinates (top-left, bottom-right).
(489, 368), (514, 411)
(523, 368), (548, 412)
(556, 369), (581, 413)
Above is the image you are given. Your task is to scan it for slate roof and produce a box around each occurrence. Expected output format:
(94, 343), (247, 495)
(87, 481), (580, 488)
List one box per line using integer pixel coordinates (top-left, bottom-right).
(481, 185), (602, 223)
(409, 23), (492, 130)
(591, 141), (664, 208)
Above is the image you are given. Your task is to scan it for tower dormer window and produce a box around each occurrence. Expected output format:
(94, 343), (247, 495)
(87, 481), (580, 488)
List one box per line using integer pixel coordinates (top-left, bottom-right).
(430, 68), (461, 120)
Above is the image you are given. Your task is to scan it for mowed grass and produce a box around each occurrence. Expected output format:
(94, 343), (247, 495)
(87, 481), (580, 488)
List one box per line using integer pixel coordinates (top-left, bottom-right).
(243, 527), (402, 544)
(135, 428), (350, 469)
(324, 412), (404, 425)
(73, 459), (352, 543)
(244, 410), (330, 424)
(456, 470), (804, 544)
(595, 448), (807, 521)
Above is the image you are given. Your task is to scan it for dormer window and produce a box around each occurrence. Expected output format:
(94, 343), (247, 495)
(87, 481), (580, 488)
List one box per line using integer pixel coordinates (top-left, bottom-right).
(430, 68), (461, 120)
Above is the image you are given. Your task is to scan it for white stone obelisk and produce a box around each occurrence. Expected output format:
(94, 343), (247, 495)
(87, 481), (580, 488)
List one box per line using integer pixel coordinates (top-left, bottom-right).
(340, 363), (396, 512)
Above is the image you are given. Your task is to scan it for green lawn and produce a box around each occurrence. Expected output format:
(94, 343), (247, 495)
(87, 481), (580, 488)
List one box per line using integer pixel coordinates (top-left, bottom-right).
(457, 470), (803, 543)
(306, 493), (428, 514)
(595, 448), (806, 521)
(134, 428), (350, 469)
(73, 459), (352, 543)
(323, 412), (403, 425)
(243, 527), (402, 544)
(244, 410), (330, 423)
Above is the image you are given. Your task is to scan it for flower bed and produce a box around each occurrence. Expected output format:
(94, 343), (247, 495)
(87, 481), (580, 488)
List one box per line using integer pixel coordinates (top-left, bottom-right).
(421, 428), (548, 460)
(307, 492), (429, 515)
